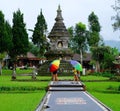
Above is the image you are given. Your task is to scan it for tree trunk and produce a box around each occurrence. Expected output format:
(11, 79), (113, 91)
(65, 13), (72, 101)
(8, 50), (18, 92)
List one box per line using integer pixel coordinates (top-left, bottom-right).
(0, 61), (2, 75)
(80, 49), (83, 65)
(11, 63), (16, 80)
(95, 61), (100, 72)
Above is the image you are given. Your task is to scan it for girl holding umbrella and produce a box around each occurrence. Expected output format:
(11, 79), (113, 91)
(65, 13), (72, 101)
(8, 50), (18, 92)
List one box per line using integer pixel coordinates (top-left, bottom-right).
(49, 59), (60, 81)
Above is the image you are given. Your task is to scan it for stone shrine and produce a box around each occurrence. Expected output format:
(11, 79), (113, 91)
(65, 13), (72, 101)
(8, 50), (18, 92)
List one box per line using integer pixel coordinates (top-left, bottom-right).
(45, 5), (73, 60)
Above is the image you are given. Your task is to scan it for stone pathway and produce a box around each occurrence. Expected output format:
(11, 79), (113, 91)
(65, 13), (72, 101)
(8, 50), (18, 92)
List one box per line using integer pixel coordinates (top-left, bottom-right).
(35, 81), (112, 111)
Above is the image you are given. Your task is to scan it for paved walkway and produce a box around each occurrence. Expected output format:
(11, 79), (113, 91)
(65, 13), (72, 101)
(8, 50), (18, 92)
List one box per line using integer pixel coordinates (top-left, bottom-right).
(35, 81), (112, 111)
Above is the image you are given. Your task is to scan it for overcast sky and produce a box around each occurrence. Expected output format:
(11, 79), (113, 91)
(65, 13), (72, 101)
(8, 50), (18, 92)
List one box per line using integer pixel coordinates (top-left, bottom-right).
(0, 0), (119, 41)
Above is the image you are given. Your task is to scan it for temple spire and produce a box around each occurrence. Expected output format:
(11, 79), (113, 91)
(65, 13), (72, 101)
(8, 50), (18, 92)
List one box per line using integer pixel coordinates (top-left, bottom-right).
(45, 4), (73, 60)
(55, 5), (63, 21)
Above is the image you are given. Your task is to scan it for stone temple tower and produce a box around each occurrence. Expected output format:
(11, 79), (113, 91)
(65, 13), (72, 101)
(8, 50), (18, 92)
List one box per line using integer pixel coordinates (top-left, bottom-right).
(45, 5), (73, 60)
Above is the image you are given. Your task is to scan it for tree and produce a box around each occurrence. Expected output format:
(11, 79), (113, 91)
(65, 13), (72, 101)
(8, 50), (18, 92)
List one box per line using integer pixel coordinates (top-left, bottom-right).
(10, 9), (29, 79)
(0, 11), (13, 75)
(32, 9), (48, 57)
(112, 0), (120, 31)
(104, 47), (119, 70)
(88, 12), (101, 47)
(90, 46), (118, 72)
(68, 22), (88, 64)
(5, 21), (13, 53)
(67, 26), (74, 48)
(0, 11), (13, 53)
(29, 42), (39, 57)
(0, 11), (6, 75)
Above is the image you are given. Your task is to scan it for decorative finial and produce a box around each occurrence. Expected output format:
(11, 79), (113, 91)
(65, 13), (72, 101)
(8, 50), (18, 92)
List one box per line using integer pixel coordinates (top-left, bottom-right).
(55, 4), (63, 21)
(58, 4), (61, 10)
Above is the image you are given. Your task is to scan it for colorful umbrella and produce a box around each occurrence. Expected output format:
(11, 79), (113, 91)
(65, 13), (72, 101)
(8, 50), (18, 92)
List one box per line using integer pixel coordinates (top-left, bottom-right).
(70, 60), (83, 71)
(49, 59), (60, 72)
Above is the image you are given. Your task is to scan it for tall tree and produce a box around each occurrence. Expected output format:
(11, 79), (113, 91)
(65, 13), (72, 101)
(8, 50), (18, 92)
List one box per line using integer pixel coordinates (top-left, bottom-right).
(32, 9), (47, 57)
(10, 9), (29, 79)
(67, 26), (74, 48)
(68, 22), (88, 64)
(5, 21), (13, 53)
(112, 0), (120, 31)
(0, 11), (12, 53)
(0, 11), (13, 75)
(0, 11), (6, 75)
(88, 12), (101, 47)
(0, 10), (6, 53)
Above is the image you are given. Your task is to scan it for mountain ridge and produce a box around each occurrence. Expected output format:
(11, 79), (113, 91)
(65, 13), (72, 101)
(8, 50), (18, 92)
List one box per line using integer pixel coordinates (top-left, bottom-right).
(104, 40), (120, 51)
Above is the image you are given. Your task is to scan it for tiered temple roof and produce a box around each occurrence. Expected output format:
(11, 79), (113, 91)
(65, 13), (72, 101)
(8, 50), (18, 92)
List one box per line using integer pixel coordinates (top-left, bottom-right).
(48, 5), (70, 38)
(45, 5), (73, 60)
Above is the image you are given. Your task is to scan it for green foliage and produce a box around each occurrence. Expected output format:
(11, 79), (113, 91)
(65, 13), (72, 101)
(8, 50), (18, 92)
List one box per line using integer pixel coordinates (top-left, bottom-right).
(10, 9), (29, 58)
(68, 22), (88, 53)
(32, 10), (48, 57)
(93, 71), (115, 78)
(67, 26), (74, 48)
(118, 85), (120, 91)
(91, 46), (110, 62)
(0, 10), (5, 53)
(88, 12), (101, 47)
(112, 0), (120, 31)
(88, 32), (101, 47)
(0, 86), (45, 92)
(88, 12), (101, 32)
(0, 52), (6, 61)
(5, 21), (13, 52)
(0, 11), (13, 53)
(91, 46), (119, 71)
(28, 42), (40, 57)
(110, 76), (120, 82)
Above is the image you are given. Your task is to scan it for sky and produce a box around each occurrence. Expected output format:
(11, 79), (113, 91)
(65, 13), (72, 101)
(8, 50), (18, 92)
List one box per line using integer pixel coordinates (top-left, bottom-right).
(0, 0), (120, 41)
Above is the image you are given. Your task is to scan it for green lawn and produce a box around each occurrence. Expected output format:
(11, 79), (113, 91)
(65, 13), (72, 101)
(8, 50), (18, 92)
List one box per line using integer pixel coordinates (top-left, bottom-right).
(89, 92), (120, 111)
(85, 81), (120, 111)
(2, 69), (33, 75)
(0, 74), (120, 111)
(0, 91), (45, 111)
(0, 75), (49, 111)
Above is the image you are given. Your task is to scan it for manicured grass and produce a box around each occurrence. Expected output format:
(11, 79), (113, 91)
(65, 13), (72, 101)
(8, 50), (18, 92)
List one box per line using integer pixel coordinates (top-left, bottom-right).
(81, 75), (109, 81)
(85, 82), (120, 111)
(85, 81), (120, 92)
(0, 75), (49, 111)
(0, 74), (120, 111)
(0, 91), (46, 111)
(90, 92), (120, 111)
(2, 69), (33, 75)
(0, 76), (49, 88)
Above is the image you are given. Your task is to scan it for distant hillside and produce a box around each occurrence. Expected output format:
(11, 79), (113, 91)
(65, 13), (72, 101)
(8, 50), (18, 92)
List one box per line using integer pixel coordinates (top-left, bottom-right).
(104, 40), (120, 52)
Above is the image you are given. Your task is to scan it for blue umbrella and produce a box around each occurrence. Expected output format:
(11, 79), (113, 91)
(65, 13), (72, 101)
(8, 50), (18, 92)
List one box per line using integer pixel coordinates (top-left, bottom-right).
(70, 60), (82, 71)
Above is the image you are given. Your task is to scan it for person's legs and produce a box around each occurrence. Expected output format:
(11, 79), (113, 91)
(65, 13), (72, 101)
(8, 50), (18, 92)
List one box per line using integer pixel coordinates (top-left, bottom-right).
(74, 75), (78, 81)
(52, 74), (55, 81)
(55, 74), (58, 81)
(77, 74), (80, 81)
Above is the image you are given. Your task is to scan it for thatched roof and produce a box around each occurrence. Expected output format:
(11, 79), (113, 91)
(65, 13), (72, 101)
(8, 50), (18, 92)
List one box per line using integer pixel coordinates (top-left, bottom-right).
(72, 53), (92, 61)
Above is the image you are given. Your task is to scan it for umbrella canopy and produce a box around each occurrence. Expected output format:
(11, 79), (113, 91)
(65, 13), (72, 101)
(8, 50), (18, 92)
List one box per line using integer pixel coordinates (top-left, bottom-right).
(70, 60), (82, 71)
(49, 60), (60, 72)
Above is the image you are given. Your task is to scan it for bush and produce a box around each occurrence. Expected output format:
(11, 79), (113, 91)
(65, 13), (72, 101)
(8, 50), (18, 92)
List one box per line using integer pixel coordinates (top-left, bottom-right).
(0, 86), (45, 92)
(110, 76), (120, 81)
